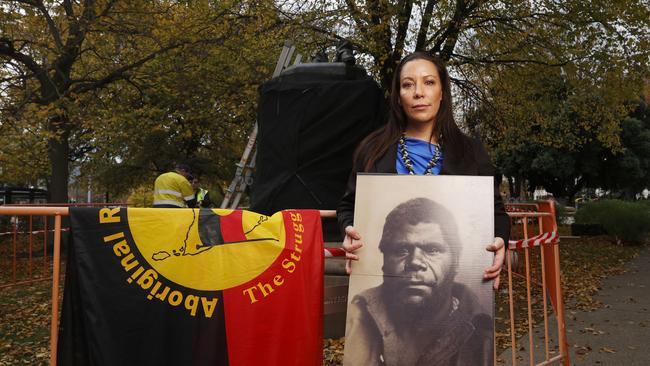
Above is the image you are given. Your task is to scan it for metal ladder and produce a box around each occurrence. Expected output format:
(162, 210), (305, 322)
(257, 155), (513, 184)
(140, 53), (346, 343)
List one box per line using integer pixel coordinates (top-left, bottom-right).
(220, 41), (302, 209)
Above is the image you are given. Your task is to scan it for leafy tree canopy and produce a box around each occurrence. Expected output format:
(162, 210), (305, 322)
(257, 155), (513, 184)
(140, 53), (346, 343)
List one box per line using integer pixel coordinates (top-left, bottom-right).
(1, 0), (648, 204)
(1, 0), (295, 201)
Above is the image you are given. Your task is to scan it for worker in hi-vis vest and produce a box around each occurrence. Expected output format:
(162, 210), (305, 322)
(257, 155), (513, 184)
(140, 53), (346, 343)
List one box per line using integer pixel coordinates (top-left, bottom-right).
(196, 187), (213, 208)
(153, 164), (197, 208)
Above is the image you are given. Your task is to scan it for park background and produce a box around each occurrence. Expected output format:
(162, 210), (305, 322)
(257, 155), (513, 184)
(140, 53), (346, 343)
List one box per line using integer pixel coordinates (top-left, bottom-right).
(0, 0), (648, 207)
(1, 1), (649, 365)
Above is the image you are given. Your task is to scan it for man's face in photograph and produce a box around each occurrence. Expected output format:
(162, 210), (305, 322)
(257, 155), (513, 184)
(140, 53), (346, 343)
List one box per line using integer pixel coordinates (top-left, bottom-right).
(381, 221), (453, 307)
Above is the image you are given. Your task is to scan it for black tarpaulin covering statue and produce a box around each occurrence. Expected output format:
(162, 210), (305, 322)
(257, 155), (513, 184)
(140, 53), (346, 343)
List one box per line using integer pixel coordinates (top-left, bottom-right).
(251, 46), (386, 241)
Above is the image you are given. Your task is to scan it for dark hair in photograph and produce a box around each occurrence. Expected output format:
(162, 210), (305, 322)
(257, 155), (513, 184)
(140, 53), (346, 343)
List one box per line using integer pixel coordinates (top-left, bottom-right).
(378, 197), (461, 276)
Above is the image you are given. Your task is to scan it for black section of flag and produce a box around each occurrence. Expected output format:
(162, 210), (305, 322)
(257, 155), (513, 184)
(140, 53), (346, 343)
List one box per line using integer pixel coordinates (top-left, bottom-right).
(198, 209), (225, 247)
(58, 207), (229, 366)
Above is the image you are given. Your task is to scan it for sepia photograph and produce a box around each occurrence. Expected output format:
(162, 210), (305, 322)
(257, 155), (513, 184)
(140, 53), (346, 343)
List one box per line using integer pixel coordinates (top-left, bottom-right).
(344, 174), (495, 366)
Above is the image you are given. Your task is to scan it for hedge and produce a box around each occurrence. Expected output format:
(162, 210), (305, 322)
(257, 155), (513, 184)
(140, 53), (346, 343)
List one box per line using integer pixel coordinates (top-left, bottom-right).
(574, 199), (650, 245)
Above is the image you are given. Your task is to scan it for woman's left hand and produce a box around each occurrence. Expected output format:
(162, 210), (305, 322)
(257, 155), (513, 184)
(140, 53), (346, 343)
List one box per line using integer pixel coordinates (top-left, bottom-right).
(484, 237), (505, 290)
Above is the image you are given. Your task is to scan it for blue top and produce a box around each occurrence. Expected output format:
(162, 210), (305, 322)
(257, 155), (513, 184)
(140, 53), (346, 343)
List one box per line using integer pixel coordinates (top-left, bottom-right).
(395, 137), (444, 175)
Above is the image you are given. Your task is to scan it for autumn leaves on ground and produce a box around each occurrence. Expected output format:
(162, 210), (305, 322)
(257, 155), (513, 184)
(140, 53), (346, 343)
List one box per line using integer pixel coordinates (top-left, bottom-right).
(1, 232), (641, 366)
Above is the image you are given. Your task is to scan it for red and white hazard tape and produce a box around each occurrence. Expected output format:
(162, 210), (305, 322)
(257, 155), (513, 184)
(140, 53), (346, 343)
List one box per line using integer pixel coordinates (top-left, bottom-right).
(508, 231), (559, 250)
(506, 207), (531, 212)
(324, 247), (346, 258)
(0, 227), (70, 237)
(505, 205), (539, 213)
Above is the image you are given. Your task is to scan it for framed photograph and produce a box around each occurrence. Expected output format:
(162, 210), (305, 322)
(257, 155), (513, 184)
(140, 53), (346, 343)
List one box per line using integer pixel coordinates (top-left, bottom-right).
(344, 174), (494, 366)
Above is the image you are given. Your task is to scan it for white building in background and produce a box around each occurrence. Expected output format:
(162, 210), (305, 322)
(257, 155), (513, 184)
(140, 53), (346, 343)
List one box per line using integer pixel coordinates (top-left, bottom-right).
(533, 187), (551, 200)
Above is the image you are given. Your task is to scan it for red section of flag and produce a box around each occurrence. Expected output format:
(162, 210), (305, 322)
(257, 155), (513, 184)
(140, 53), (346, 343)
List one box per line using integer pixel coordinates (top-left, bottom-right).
(223, 210), (324, 366)
(219, 210), (247, 242)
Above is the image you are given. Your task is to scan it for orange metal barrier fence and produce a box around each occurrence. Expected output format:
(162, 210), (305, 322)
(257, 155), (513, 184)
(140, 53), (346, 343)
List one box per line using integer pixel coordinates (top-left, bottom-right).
(504, 201), (569, 366)
(0, 206), (66, 366)
(0, 204), (568, 366)
(0, 213), (55, 288)
(0, 203), (128, 289)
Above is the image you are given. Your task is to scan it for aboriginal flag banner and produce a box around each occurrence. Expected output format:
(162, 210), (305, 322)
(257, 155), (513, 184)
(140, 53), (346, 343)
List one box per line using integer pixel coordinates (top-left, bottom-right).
(58, 207), (324, 366)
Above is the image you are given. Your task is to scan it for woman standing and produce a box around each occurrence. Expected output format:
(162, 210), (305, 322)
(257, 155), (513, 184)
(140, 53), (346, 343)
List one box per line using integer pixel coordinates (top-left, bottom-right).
(337, 52), (509, 288)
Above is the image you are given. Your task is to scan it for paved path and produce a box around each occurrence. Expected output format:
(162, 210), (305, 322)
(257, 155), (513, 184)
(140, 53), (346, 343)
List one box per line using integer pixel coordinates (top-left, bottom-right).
(499, 245), (650, 365)
(568, 245), (650, 365)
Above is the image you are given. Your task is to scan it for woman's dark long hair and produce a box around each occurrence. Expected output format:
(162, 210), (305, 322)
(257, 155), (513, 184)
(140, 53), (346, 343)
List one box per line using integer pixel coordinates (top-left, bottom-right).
(356, 52), (468, 171)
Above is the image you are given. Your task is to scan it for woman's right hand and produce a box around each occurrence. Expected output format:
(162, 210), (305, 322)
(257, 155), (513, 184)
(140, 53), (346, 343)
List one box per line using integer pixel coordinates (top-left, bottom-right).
(342, 225), (363, 274)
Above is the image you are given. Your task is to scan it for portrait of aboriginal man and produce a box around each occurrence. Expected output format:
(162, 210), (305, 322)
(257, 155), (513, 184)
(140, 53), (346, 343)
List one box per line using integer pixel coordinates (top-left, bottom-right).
(344, 197), (493, 366)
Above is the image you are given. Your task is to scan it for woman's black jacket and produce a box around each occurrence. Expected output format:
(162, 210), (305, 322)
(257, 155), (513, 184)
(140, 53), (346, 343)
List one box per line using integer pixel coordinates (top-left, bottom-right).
(336, 136), (510, 244)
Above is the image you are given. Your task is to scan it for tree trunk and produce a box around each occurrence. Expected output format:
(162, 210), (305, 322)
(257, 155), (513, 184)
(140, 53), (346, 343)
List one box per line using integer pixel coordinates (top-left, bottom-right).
(47, 115), (71, 203)
(517, 176), (528, 200)
(513, 175), (523, 199)
(507, 176), (515, 198)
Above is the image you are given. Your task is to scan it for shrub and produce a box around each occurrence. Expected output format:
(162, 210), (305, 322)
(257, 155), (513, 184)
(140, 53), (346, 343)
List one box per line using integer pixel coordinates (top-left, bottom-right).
(571, 223), (606, 236)
(574, 200), (650, 245)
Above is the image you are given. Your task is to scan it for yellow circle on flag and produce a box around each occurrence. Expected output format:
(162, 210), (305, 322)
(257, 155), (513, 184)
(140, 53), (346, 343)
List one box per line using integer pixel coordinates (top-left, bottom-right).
(128, 208), (285, 291)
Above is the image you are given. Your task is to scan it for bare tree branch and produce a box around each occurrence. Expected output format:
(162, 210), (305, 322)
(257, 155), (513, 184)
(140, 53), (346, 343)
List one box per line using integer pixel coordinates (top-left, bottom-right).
(393, 0), (413, 58)
(33, 1), (65, 51)
(415, 0), (439, 51)
(63, 0), (74, 17)
(433, 0), (484, 61)
(0, 38), (52, 90)
(69, 44), (181, 94)
(70, 36), (227, 95)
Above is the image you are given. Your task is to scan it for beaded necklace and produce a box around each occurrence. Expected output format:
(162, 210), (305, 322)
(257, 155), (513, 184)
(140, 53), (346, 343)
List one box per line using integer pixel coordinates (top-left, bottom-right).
(398, 133), (441, 175)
